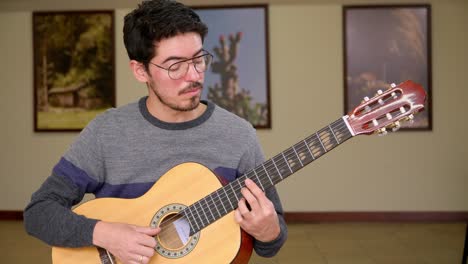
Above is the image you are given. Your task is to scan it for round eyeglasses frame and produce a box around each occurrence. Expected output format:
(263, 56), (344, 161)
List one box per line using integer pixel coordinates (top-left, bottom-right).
(149, 52), (213, 80)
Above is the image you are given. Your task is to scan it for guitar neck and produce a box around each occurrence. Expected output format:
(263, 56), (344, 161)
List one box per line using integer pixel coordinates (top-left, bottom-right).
(184, 116), (354, 235)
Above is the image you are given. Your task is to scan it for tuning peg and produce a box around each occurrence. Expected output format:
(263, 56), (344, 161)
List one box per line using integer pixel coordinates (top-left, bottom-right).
(377, 127), (388, 136)
(361, 96), (370, 104)
(378, 98), (384, 105)
(391, 92), (398, 99)
(386, 113), (393, 120)
(400, 107), (406, 114)
(404, 114), (415, 124)
(377, 90), (383, 95)
(391, 83), (396, 88)
(391, 121), (401, 132)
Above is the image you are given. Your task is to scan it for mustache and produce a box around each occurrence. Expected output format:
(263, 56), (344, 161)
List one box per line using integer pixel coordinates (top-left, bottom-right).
(179, 82), (203, 95)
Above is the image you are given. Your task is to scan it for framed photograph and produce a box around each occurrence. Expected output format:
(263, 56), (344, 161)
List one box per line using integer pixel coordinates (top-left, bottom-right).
(33, 11), (115, 132)
(194, 5), (271, 128)
(343, 5), (432, 130)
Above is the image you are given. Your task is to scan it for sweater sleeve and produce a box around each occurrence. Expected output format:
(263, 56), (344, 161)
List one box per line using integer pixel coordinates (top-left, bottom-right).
(238, 128), (288, 257)
(24, 115), (105, 247)
(23, 172), (98, 247)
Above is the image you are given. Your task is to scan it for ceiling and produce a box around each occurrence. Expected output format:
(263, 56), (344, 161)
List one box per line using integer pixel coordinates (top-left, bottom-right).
(0, 0), (454, 12)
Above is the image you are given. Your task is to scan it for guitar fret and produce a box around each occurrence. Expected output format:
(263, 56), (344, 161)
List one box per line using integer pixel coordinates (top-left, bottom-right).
(222, 187), (234, 210)
(216, 190), (228, 215)
(253, 170), (265, 191)
(187, 206), (200, 231)
(182, 210), (196, 233)
(273, 158), (285, 182)
(292, 145), (304, 167)
(271, 156), (284, 180)
(210, 195), (221, 219)
(264, 160), (279, 184)
(281, 152), (293, 173)
(203, 197), (215, 222)
(299, 141), (315, 165)
(285, 148), (301, 171)
(236, 179), (244, 193)
(316, 132), (326, 152)
(262, 164), (274, 186)
(329, 125), (340, 144)
(229, 183), (239, 202)
(196, 202), (208, 227)
(321, 126), (338, 150)
(235, 177), (245, 202)
(303, 139), (315, 160)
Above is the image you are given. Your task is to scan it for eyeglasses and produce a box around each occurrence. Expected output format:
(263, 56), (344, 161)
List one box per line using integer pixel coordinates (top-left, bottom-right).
(149, 52), (213, 80)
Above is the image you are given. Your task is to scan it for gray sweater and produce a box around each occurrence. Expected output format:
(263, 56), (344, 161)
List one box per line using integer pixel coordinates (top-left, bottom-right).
(24, 98), (287, 258)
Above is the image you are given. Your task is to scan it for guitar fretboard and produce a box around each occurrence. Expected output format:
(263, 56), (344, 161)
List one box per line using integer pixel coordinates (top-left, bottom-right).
(182, 117), (353, 235)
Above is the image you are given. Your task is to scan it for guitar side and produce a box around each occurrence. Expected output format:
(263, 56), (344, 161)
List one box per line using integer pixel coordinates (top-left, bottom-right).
(52, 162), (251, 264)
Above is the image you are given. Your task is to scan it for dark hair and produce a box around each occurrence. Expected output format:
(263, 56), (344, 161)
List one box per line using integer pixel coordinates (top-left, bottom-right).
(123, 0), (208, 67)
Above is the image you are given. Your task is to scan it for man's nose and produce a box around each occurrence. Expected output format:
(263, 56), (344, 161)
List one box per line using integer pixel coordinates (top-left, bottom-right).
(184, 63), (202, 81)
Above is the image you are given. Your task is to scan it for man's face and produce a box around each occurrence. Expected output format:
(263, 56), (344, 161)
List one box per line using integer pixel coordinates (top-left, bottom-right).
(146, 32), (205, 112)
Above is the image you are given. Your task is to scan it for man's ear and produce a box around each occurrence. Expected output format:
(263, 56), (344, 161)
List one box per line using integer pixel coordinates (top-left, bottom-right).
(129, 60), (149, 83)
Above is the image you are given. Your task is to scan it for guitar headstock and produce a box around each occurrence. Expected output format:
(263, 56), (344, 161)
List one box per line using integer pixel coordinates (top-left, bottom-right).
(346, 80), (426, 136)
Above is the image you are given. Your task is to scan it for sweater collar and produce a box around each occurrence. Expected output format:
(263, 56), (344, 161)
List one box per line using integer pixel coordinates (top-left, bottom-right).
(138, 96), (214, 130)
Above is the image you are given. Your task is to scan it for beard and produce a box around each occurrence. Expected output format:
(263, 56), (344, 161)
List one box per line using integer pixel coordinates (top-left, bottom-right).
(148, 81), (203, 112)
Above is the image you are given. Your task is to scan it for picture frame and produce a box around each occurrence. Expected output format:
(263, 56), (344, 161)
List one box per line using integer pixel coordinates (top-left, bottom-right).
(33, 11), (115, 132)
(194, 5), (271, 129)
(343, 5), (432, 130)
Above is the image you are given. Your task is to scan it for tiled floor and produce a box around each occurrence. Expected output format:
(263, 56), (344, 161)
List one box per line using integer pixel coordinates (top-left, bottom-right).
(1, 221), (466, 263)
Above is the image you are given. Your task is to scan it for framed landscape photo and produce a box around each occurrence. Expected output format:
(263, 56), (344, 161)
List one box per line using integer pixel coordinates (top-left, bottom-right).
(194, 5), (271, 128)
(33, 11), (115, 132)
(343, 5), (432, 130)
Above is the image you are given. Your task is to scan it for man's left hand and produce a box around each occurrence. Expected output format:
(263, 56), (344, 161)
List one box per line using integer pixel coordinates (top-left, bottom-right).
(234, 178), (280, 242)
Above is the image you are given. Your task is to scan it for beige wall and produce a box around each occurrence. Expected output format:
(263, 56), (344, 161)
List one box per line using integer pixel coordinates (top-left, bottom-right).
(0, 0), (467, 211)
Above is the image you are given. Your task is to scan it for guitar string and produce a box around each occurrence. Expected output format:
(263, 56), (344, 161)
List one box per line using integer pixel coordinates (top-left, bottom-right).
(117, 91), (409, 247)
(193, 120), (350, 220)
(113, 91), (406, 254)
(155, 120), (350, 236)
(155, 128), (349, 241)
(156, 95), (411, 236)
(155, 119), (351, 236)
(186, 120), (352, 228)
(156, 119), (350, 234)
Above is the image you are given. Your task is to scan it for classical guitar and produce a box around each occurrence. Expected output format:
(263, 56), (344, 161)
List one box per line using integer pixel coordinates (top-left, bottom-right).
(52, 80), (426, 264)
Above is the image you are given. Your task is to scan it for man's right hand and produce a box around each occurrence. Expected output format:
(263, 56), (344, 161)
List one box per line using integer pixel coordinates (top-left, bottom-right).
(93, 221), (160, 264)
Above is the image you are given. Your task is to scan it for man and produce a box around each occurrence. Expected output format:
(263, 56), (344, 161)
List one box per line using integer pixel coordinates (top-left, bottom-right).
(24, 1), (287, 263)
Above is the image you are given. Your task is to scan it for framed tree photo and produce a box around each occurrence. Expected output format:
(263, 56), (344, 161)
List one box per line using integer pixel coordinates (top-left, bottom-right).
(343, 5), (432, 130)
(194, 5), (271, 129)
(33, 11), (115, 132)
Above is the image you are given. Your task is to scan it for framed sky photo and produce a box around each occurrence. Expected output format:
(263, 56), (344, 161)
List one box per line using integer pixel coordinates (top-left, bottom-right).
(33, 11), (115, 132)
(194, 5), (271, 129)
(343, 5), (432, 130)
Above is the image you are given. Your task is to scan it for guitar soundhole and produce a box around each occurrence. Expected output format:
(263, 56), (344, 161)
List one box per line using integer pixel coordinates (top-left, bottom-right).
(151, 203), (200, 259)
(158, 213), (189, 249)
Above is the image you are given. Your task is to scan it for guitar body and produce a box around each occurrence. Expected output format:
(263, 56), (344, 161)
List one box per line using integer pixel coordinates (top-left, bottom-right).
(52, 162), (253, 264)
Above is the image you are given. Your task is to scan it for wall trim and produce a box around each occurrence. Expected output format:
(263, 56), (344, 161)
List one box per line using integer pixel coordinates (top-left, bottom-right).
(284, 211), (468, 223)
(2, 210), (468, 222)
(0, 210), (23, 220)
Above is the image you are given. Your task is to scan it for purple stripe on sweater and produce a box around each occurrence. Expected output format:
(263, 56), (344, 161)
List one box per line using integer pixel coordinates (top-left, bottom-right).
(214, 167), (239, 182)
(53, 158), (101, 194)
(94, 182), (154, 198)
(54, 159), (239, 199)
(54, 158), (154, 198)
